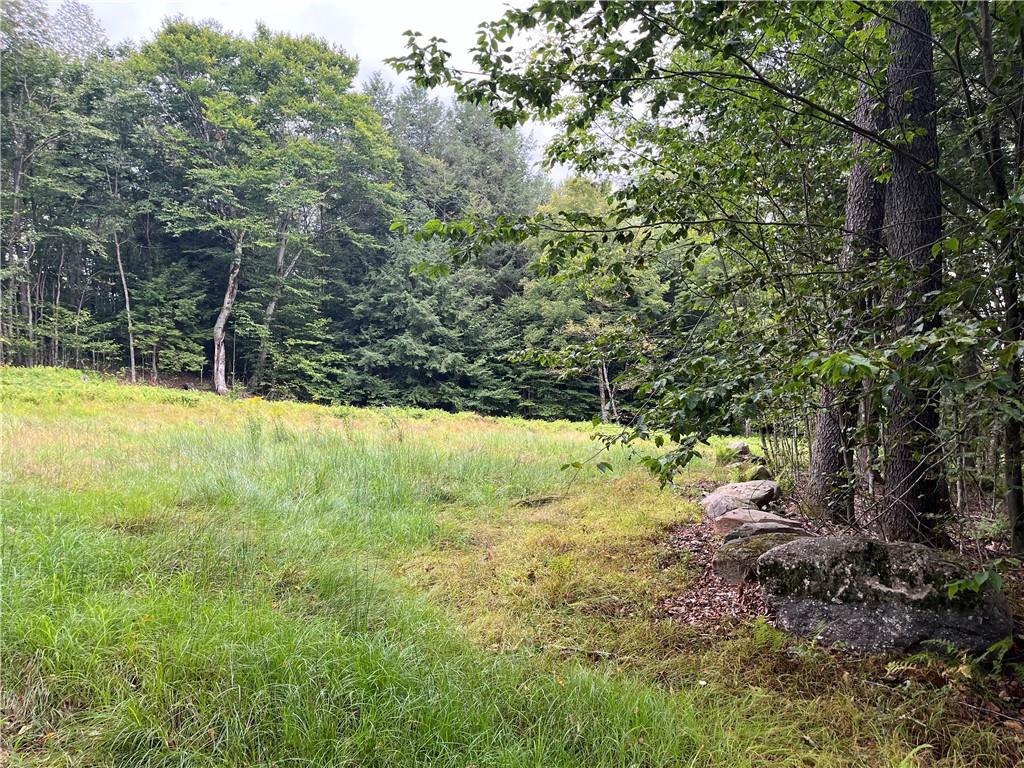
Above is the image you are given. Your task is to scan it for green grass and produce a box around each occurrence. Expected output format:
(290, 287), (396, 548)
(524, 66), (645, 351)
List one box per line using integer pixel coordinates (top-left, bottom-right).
(1, 367), (1018, 767)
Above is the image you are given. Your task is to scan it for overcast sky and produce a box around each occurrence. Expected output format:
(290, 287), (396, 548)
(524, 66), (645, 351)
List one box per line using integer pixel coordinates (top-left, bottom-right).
(69, 0), (510, 83)
(61, 0), (566, 178)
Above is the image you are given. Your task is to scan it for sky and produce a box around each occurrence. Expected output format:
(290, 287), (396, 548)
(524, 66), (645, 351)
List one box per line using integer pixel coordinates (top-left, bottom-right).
(62, 0), (567, 178)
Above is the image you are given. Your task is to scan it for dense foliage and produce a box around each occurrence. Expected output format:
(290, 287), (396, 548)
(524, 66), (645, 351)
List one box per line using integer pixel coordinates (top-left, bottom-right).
(3, 0), (1023, 552)
(392, 0), (1024, 551)
(0, 0), (618, 420)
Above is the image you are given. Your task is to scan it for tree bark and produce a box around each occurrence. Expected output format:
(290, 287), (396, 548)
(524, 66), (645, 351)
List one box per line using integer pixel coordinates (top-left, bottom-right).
(808, 386), (856, 522)
(113, 231), (136, 383)
(213, 236), (243, 395)
(807, 50), (887, 523)
(880, 1), (948, 543)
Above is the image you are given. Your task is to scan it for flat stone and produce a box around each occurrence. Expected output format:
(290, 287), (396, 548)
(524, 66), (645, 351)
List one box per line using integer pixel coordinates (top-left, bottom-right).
(711, 509), (799, 536)
(724, 521), (810, 543)
(707, 480), (779, 509)
(713, 532), (807, 584)
(757, 536), (1014, 652)
(700, 492), (752, 519)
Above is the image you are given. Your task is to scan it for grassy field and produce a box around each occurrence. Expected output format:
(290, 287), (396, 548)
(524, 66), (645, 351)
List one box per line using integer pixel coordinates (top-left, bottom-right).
(1, 367), (1018, 767)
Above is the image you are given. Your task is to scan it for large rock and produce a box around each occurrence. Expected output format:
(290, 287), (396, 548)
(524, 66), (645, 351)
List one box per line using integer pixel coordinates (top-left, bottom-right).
(709, 480), (779, 509)
(701, 492), (755, 519)
(713, 532), (807, 584)
(701, 480), (780, 522)
(757, 536), (1013, 652)
(724, 521), (811, 543)
(711, 509), (802, 536)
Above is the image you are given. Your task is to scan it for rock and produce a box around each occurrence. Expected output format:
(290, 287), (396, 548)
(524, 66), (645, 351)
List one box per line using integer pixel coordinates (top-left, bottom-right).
(713, 532), (808, 584)
(724, 521), (810, 543)
(701, 492), (754, 519)
(757, 536), (1014, 652)
(746, 465), (773, 481)
(711, 509), (800, 536)
(708, 480), (779, 509)
(727, 440), (766, 465)
(727, 440), (753, 457)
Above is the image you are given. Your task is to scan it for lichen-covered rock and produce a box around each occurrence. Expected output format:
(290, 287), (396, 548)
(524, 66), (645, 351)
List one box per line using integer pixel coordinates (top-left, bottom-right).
(757, 536), (1013, 652)
(713, 533), (807, 584)
(711, 509), (801, 536)
(724, 521), (810, 543)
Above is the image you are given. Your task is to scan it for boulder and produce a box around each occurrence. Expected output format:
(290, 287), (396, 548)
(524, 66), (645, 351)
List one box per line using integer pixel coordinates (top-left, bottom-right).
(757, 536), (1013, 652)
(711, 509), (801, 536)
(708, 480), (779, 509)
(724, 521), (811, 543)
(713, 532), (808, 584)
(701, 492), (754, 519)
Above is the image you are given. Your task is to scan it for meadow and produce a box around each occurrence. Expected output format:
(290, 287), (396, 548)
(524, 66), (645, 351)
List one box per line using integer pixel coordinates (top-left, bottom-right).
(1, 367), (1018, 767)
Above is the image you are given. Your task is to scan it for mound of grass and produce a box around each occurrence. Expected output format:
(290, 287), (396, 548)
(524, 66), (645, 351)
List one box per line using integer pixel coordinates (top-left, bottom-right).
(1, 368), (1018, 767)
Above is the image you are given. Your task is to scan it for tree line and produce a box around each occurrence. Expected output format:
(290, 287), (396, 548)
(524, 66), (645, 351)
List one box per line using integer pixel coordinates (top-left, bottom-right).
(1, 0), (652, 421)
(393, 0), (1024, 552)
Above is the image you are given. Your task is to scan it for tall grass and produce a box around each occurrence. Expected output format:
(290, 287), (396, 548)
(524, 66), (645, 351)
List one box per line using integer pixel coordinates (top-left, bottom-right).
(1, 368), (1016, 767)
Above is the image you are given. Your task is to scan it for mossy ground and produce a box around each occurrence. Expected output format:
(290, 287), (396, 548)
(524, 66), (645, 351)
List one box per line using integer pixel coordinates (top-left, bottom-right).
(1, 367), (1019, 767)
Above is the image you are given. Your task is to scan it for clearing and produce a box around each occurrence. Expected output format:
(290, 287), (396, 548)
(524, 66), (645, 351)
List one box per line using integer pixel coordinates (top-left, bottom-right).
(1, 367), (1019, 767)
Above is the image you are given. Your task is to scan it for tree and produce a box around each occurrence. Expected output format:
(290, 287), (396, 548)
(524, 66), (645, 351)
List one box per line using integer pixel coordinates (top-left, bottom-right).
(132, 263), (206, 381)
(807, 26), (888, 524)
(393, 1), (1024, 548)
(879, 2), (948, 543)
(135, 21), (383, 394)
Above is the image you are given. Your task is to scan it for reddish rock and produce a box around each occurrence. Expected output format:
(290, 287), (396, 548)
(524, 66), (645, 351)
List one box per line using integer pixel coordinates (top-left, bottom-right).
(711, 509), (804, 536)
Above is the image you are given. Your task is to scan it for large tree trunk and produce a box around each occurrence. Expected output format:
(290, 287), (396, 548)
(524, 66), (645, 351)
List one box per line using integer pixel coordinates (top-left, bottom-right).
(807, 53), (887, 524)
(880, 1), (947, 543)
(808, 386), (855, 522)
(213, 237), (243, 395)
(113, 231), (136, 383)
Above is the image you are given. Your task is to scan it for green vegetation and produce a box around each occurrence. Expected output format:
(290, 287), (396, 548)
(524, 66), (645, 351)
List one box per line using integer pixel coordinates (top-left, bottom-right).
(0, 0), (623, 419)
(2, 368), (1019, 767)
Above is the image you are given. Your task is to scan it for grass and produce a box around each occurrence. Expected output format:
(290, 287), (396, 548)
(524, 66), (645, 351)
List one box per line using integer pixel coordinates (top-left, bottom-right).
(1, 367), (1019, 767)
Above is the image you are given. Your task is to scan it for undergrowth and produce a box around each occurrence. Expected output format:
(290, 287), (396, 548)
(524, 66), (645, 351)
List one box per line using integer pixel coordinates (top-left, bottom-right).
(0, 367), (1018, 767)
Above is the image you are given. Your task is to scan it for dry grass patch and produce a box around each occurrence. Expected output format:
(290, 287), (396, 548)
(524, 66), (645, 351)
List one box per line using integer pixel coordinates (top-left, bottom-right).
(400, 471), (700, 662)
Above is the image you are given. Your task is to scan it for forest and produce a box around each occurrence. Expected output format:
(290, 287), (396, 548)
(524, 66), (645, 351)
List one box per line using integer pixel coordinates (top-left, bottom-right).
(2, 1), (1024, 765)
(4, 0), (1021, 552)
(0, 0), (629, 421)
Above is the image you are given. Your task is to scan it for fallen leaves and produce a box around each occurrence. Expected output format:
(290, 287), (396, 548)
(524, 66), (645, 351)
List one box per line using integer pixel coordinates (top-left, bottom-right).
(660, 522), (767, 626)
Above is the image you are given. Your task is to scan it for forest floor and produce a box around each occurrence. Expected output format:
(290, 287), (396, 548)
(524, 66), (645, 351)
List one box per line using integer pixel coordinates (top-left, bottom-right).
(1, 367), (1021, 768)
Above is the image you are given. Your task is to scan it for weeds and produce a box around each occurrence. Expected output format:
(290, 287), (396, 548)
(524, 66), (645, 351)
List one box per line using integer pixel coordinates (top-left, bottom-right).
(1, 367), (1019, 767)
